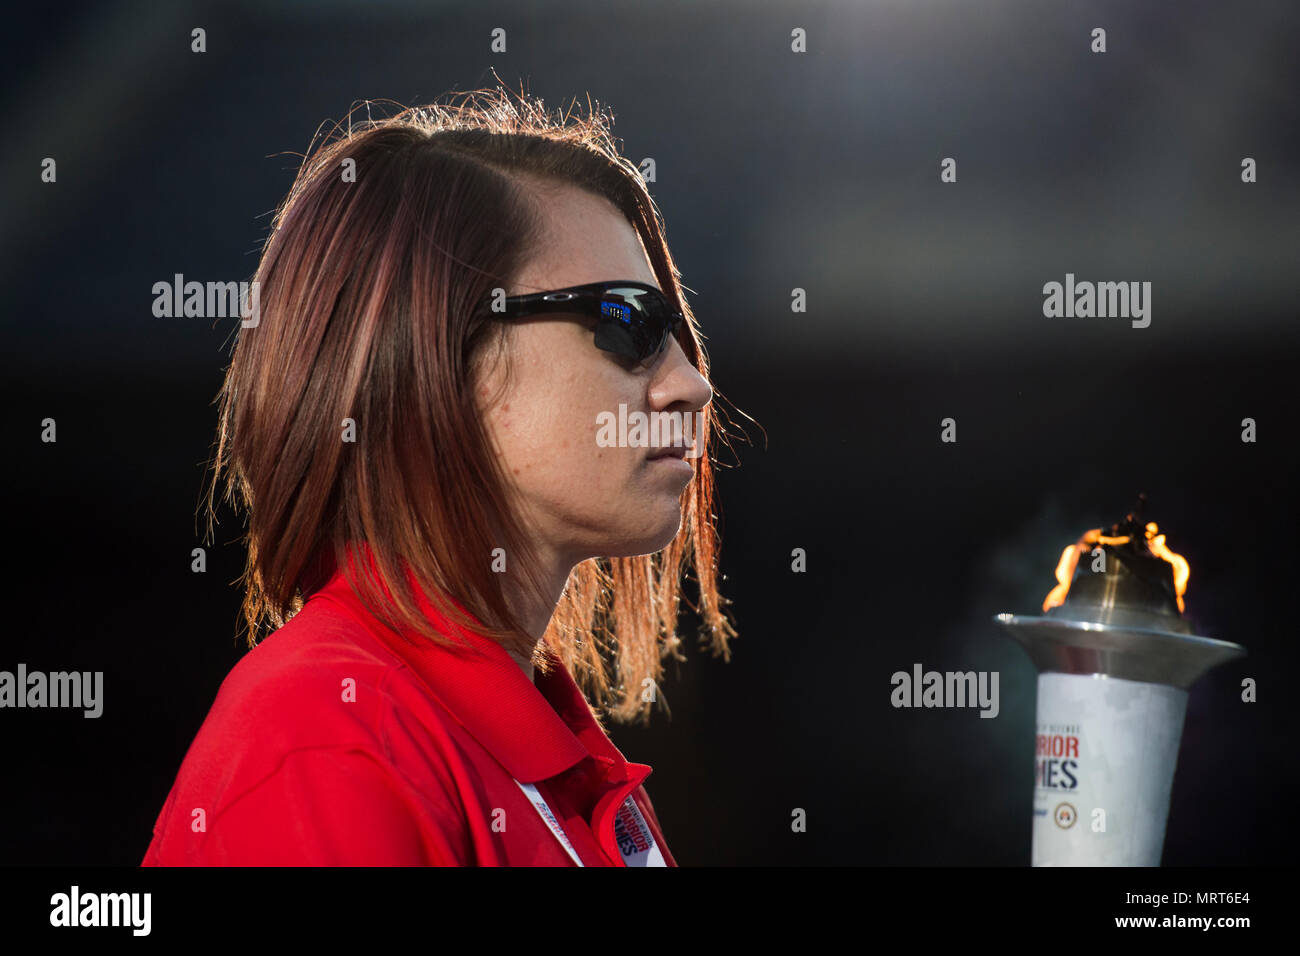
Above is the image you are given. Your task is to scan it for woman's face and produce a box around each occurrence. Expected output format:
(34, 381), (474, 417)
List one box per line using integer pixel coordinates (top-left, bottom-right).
(474, 183), (713, 569)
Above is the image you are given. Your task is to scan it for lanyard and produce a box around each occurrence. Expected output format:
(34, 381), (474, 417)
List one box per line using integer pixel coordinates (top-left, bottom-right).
(513, 779), (666, 867)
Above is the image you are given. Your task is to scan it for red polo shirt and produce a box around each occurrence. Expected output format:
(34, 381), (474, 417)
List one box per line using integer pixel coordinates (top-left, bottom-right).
(141, 549), (677, 866)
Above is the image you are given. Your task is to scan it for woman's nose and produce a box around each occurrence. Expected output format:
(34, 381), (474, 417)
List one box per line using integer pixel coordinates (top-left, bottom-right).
(652, 336), (712, 412)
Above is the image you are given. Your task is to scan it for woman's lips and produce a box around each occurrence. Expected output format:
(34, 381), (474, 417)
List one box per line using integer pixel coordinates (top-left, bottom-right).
(647, 444), (694, 479)
(647, 444), (689, 460)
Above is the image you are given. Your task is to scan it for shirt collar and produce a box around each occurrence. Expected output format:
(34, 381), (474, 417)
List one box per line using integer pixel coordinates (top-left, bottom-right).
(306, 544), (625, 784)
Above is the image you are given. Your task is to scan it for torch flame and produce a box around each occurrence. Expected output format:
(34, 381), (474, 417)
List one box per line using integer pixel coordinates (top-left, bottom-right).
(1042, 529), (1097, 612)
(1041, 521), (1189, 613)
(1145, 522), (1189, 613)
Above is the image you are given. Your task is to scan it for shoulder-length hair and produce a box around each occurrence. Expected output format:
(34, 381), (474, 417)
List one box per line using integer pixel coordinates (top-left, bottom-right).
(204, 87), (740, 725)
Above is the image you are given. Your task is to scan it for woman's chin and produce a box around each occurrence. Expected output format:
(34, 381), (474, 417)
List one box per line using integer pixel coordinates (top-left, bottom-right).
(605, 513), (684, 558)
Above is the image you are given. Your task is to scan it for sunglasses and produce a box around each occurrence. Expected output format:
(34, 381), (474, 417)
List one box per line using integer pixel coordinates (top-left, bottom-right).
(477, 280), (686, 364)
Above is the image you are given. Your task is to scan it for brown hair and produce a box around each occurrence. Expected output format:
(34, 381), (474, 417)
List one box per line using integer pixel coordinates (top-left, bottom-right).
(203, 86), (740, 725)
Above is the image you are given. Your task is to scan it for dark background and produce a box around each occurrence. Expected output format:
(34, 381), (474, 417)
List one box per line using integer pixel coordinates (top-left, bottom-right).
(2, 0), (1296, 865)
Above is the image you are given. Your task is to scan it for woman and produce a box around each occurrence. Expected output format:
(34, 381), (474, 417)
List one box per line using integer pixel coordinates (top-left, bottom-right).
(141, 88), (738, 866)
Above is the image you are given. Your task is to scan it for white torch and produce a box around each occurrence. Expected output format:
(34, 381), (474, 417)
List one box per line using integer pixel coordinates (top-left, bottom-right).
(995, 495), (1245, 866)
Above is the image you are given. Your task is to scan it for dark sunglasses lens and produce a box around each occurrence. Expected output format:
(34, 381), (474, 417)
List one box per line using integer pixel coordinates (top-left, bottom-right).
(594, 303), (653, 360)
(596, 288), (677, 362)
